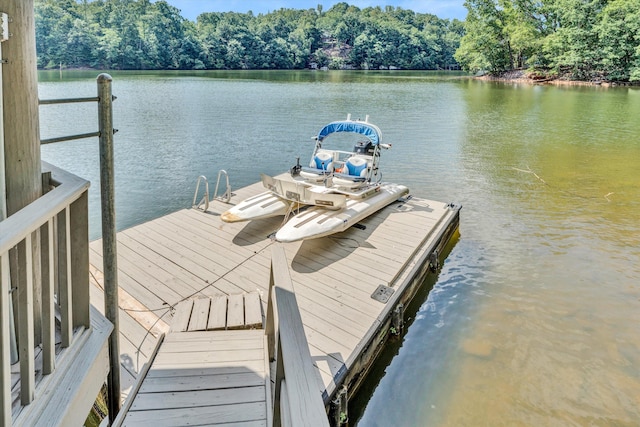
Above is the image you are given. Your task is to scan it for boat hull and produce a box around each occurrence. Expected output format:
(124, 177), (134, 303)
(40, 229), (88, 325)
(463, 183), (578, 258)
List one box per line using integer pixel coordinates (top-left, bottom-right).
(220, 191), (291, 222)
(275, 183), (410, 242)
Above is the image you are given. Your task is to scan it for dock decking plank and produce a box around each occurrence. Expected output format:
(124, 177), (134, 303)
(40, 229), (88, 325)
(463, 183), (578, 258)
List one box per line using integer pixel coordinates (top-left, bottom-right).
(121, 401), (267, 426)
(163, 329), (263, 342)
(144, 360), (266, 379)
(139, 371), (266, 394)
(208, 294), (228, 330)
(160, 339), (264, 354)
(153, 214), (253, 265)
(131, 386), (266, 411)
(170, 301), (193, 333)
(123, 227), (225, 285)
(153, 348), (264, 366)
(102, 232), (209, 297)
(188, 298), (211, 332)
(244, 292), (263, 328)
(90, 247), (174, 311)
(226, 294), (245, 329)
(134, 220), (247, 278)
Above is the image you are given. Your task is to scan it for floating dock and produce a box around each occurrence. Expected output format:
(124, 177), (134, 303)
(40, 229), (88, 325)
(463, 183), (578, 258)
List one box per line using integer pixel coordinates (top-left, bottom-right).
(88, 177), (460, 421)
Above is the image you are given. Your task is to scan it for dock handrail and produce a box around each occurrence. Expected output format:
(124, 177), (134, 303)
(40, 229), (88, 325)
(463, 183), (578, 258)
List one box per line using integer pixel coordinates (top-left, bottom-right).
(1, 162), (91, 423)
(266, 245), (329, 427)
(38, 74), (122, 421)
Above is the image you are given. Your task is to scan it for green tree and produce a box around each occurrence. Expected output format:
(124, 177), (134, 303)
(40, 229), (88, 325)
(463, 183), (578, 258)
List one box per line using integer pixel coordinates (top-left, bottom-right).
(500, 0), (541, 68)
(596, 0), (640, 81)
(456, 0), (512, 73)
(98, 29), (122, 69)
(35, 0), (74, 68)
(66, 19), (99, 67)
(542, 0), (606, 79)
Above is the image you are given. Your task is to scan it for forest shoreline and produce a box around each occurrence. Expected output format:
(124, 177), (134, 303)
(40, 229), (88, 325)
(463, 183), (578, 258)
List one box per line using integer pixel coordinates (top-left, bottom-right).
(477, 69), (639, 88)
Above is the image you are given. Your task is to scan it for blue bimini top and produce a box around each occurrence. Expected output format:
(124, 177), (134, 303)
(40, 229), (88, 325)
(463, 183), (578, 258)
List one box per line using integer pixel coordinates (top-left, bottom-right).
(316, 120), (382, 146)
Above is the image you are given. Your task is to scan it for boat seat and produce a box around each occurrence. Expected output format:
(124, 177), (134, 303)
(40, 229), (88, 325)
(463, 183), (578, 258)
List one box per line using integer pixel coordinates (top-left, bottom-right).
(333, 156), (369, 189)
(300, 151), (334, 182)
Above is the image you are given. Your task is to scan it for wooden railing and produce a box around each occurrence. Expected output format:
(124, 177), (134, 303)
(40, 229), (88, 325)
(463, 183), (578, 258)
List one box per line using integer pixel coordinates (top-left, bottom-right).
(266, 245), (330, 427)
(0, 161), (91, 425)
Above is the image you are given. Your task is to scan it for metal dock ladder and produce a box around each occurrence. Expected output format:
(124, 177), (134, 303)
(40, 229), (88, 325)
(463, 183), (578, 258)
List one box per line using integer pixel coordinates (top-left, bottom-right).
(192, 170), (232, 212)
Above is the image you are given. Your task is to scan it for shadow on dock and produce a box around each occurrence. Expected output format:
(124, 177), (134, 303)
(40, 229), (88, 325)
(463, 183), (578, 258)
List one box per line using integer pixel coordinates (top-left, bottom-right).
(231, 217), (282, 246)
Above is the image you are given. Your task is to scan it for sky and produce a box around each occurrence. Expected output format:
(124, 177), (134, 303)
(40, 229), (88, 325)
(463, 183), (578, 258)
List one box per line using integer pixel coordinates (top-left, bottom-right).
(159, 1), (467, 21)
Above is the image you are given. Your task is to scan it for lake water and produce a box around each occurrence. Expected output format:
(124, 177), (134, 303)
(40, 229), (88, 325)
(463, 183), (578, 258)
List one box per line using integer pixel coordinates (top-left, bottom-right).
(38, 70), (640, 426)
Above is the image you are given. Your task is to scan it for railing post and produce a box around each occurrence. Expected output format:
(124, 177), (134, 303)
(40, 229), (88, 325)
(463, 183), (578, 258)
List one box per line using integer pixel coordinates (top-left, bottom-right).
(1, 254), (11, 427)
(57, 207), (73, 348)
(273, 335), (285, 427)
(41, 218), (55, 375)
(266, 264), (276, 361)
(97, 73), (121, 423)
(17, 237), (35, 405)
(70, 190), (90, 328)
(40, 173), (54, 374)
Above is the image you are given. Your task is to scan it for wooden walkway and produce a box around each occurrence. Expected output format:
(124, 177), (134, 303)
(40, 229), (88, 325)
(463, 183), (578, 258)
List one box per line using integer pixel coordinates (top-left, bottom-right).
(89, 177), (460, 407)
(113, 293), (271, 426)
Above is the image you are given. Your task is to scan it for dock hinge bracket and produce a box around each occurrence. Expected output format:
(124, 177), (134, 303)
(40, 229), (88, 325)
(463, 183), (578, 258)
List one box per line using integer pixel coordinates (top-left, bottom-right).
(1, 13), (10, 43)
(391, 303), (404, 336)
(429, 249), (439, 272)
(329, 386), (348, 427)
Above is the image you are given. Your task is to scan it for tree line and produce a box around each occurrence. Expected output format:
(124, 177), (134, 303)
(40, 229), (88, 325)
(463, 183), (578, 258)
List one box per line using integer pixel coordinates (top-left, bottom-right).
(35, 0), (463, 71)
(455, 0), (640, 82)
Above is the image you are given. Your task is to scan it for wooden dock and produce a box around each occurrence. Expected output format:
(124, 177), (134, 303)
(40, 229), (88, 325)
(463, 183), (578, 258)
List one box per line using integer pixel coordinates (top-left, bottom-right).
(114, 295), (273, 427)
(88, 177), (460, 419)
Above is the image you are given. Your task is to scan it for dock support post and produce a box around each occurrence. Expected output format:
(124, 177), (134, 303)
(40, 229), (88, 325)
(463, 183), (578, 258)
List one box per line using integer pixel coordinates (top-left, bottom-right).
(1, 0), (43, 365)
(329, 386), (348, 426)
(97, 73), (121, 424)
(0, 10), (18, 368)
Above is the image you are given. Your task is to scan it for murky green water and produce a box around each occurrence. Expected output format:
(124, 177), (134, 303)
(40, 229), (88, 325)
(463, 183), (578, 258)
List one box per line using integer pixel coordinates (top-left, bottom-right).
(38, 70), (640, 426)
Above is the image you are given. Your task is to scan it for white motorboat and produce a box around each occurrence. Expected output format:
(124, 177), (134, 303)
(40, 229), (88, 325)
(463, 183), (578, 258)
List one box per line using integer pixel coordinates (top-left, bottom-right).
(220, 115), (410, 241)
